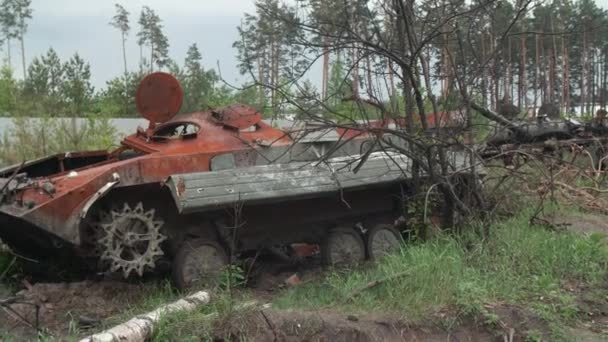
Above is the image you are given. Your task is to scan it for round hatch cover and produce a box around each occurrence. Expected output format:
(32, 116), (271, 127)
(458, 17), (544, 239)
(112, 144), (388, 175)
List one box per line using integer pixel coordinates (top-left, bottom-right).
(136, 72), (183, 124)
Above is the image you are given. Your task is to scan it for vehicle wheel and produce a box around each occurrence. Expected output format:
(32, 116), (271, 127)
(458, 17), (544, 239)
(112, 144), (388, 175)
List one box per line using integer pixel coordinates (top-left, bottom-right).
(366, 224), (402, 260)
(172, 238), (228, 290)
(321, 228), (365, 267)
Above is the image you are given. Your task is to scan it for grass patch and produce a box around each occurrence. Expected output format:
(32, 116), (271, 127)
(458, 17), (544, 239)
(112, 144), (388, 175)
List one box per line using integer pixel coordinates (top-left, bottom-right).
(152, 290), (252, 342)
(0, 246), (17, 297)
(273, 208), (607, 335)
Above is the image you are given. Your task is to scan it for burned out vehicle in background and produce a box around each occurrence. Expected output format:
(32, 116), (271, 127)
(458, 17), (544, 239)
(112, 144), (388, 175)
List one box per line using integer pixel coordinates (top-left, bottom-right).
(0, 73), (474, 289)
(480, 105), (608, 163)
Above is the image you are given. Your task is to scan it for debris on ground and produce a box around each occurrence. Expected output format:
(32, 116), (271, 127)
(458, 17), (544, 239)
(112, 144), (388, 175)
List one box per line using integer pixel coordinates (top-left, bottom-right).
(0, 280), (149, 339)
(81, 291), (210, 342)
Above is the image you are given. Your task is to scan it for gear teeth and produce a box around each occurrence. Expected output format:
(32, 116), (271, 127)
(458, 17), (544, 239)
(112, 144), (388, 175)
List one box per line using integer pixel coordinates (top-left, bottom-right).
(94, 202), (165, 279)
(144, 209), (155, 220)
(134, 202), (144, 214)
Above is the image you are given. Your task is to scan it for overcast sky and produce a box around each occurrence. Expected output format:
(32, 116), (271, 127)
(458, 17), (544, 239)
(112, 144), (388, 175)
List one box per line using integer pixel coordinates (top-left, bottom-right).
(10, 0), (257, 88)
(5, 0), (608, 89)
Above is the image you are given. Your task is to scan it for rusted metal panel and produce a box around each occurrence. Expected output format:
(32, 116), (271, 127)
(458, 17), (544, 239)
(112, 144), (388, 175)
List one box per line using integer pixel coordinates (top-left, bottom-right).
(136, 72), (183, 125)
(211, 104), (262, 130)
(166, 152), (414, 213)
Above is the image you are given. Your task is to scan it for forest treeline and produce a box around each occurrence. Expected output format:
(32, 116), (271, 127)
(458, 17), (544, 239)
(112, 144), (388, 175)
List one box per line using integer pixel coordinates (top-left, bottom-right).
(0, 2), (260, 118)
(0, 0), (607, 119)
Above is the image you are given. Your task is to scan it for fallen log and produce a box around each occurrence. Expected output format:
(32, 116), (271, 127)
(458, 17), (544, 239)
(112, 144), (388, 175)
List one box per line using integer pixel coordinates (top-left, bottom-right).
(80, 291), (210, 342)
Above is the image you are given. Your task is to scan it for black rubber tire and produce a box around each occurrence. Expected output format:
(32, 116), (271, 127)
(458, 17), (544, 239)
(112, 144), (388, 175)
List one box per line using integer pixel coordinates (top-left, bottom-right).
(172, 238), (228, 291)
(321, 228), (366, 267)
(366, 224), (403, 260)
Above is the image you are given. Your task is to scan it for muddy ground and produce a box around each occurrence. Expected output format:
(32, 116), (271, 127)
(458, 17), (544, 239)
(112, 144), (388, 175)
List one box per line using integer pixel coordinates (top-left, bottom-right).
(214, 302), (603, 342)
(1, 214), (608, 341)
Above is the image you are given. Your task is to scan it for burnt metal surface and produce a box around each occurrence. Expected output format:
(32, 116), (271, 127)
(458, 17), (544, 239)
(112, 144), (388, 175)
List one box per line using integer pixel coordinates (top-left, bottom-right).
(211, 104), (262, 130)
(168, 152), (415, 213)
(0, 72), (476, 279)
(135, 72), (183, 125)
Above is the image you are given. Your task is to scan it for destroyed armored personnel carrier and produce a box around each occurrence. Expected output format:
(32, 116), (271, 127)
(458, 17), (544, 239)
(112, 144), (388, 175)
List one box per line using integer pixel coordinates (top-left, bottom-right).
(479, 106), (608, 162)
(0, 73), (474, 289)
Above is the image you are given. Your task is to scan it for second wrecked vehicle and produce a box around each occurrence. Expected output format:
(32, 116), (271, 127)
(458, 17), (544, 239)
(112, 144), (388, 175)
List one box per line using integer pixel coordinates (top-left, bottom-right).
(0, 73), (474, 289)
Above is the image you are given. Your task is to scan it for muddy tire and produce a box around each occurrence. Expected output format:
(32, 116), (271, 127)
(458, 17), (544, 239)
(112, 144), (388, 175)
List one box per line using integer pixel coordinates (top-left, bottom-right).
(366, 224), (402, 260)
(321, 228), (365, 267)
(172, 238), (228, 291)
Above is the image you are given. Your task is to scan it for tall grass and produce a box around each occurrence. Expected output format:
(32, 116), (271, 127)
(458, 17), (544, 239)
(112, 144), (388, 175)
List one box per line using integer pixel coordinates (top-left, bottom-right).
(0, 114), (118, 166)
(274, 208), (607, 323)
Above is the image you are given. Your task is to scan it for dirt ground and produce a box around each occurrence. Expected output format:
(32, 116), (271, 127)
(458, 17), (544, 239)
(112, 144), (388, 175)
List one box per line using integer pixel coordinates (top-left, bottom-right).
(0, 280), (149, 339)
(547, 212), (608, 237)
(1, 213), (608, 341)
(214, 304), (557, 342)
(0, 255), (325, 340)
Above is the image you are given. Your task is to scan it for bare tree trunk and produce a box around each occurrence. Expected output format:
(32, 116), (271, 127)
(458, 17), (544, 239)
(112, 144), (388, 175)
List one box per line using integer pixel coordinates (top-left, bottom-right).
(366, 54), (374, 98)
(352, 46), (359, 96)
(581, 31), (588, 115)
(122, 31), (128, 115)
(565, 46), (571, 113)
(482, 32), (488, 107)
(549, 49), (556, 103)
(591, 48), (596, 115)
(540, 38), (547, 103)
(351, 8), (359, 98)
(6, 39), (11, 71)
(559, 36), (568, 113)
(322, 45), (329, 100)
(419, 52), (439, 121)
(491, 32), (499, 107)
(269, 37), (278, 114)
(442, 34), (449, 99)
(519, 33), (527, 110)
(387, 58), (397, 113)
(150, 41), (154, 72)
(550, 16), (558, 105)
(273, 41), (280, 114)
(20, 35), (26, 79)
(600, 51), (608, 109)
(506, 37), (512, 101)
(257, 55), (265, 107)
(139, 44), (143, 73)
(534, 33), (539, 114)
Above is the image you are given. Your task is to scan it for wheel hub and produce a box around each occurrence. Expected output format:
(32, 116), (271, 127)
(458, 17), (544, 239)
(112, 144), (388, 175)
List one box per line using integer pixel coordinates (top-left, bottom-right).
(95, 202), (166, 278)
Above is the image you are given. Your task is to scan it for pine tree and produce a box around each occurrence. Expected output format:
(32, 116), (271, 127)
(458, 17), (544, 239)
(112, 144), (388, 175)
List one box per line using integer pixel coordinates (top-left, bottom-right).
(61, 53), (94, 116)
(110, 3), (130, 114)
(137, 6), (169, 72)
(0, 0), (17, 70)
(110, 3), (130, 77)
(181, 43), (217, 112)
(234, 0), (305, 114)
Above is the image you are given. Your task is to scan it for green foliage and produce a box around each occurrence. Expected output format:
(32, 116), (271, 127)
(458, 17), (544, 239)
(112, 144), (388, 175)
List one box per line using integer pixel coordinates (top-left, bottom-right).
(274, 207), (607, 334)
(110, 3), (130, 35)
(293, 79), (322, 119)
(61, 53), (94, 115)
(0, 113), (118, 165)
(152, 290), (251, 342)
(173, 43), (218, 113)
(137, 6), (169, 71)
(93, 71), (144, 116)
(326, 55), (351, 109)
(0, 64), (16, 114)
(219, 264), (246, 290)
(0, 249), (15, 281)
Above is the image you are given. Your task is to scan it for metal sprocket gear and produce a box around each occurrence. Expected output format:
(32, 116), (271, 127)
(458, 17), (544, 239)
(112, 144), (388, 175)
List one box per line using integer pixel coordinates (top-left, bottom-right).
(96, 202), (166, 278)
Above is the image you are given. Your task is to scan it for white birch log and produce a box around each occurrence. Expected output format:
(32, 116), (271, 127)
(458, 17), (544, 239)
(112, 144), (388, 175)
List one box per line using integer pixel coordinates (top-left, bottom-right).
(80, 291), (210, 342)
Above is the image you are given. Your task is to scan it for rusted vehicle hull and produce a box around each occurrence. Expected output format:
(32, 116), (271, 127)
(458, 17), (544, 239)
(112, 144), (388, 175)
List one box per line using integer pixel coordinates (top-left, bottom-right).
(0, 73), (476, 289)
